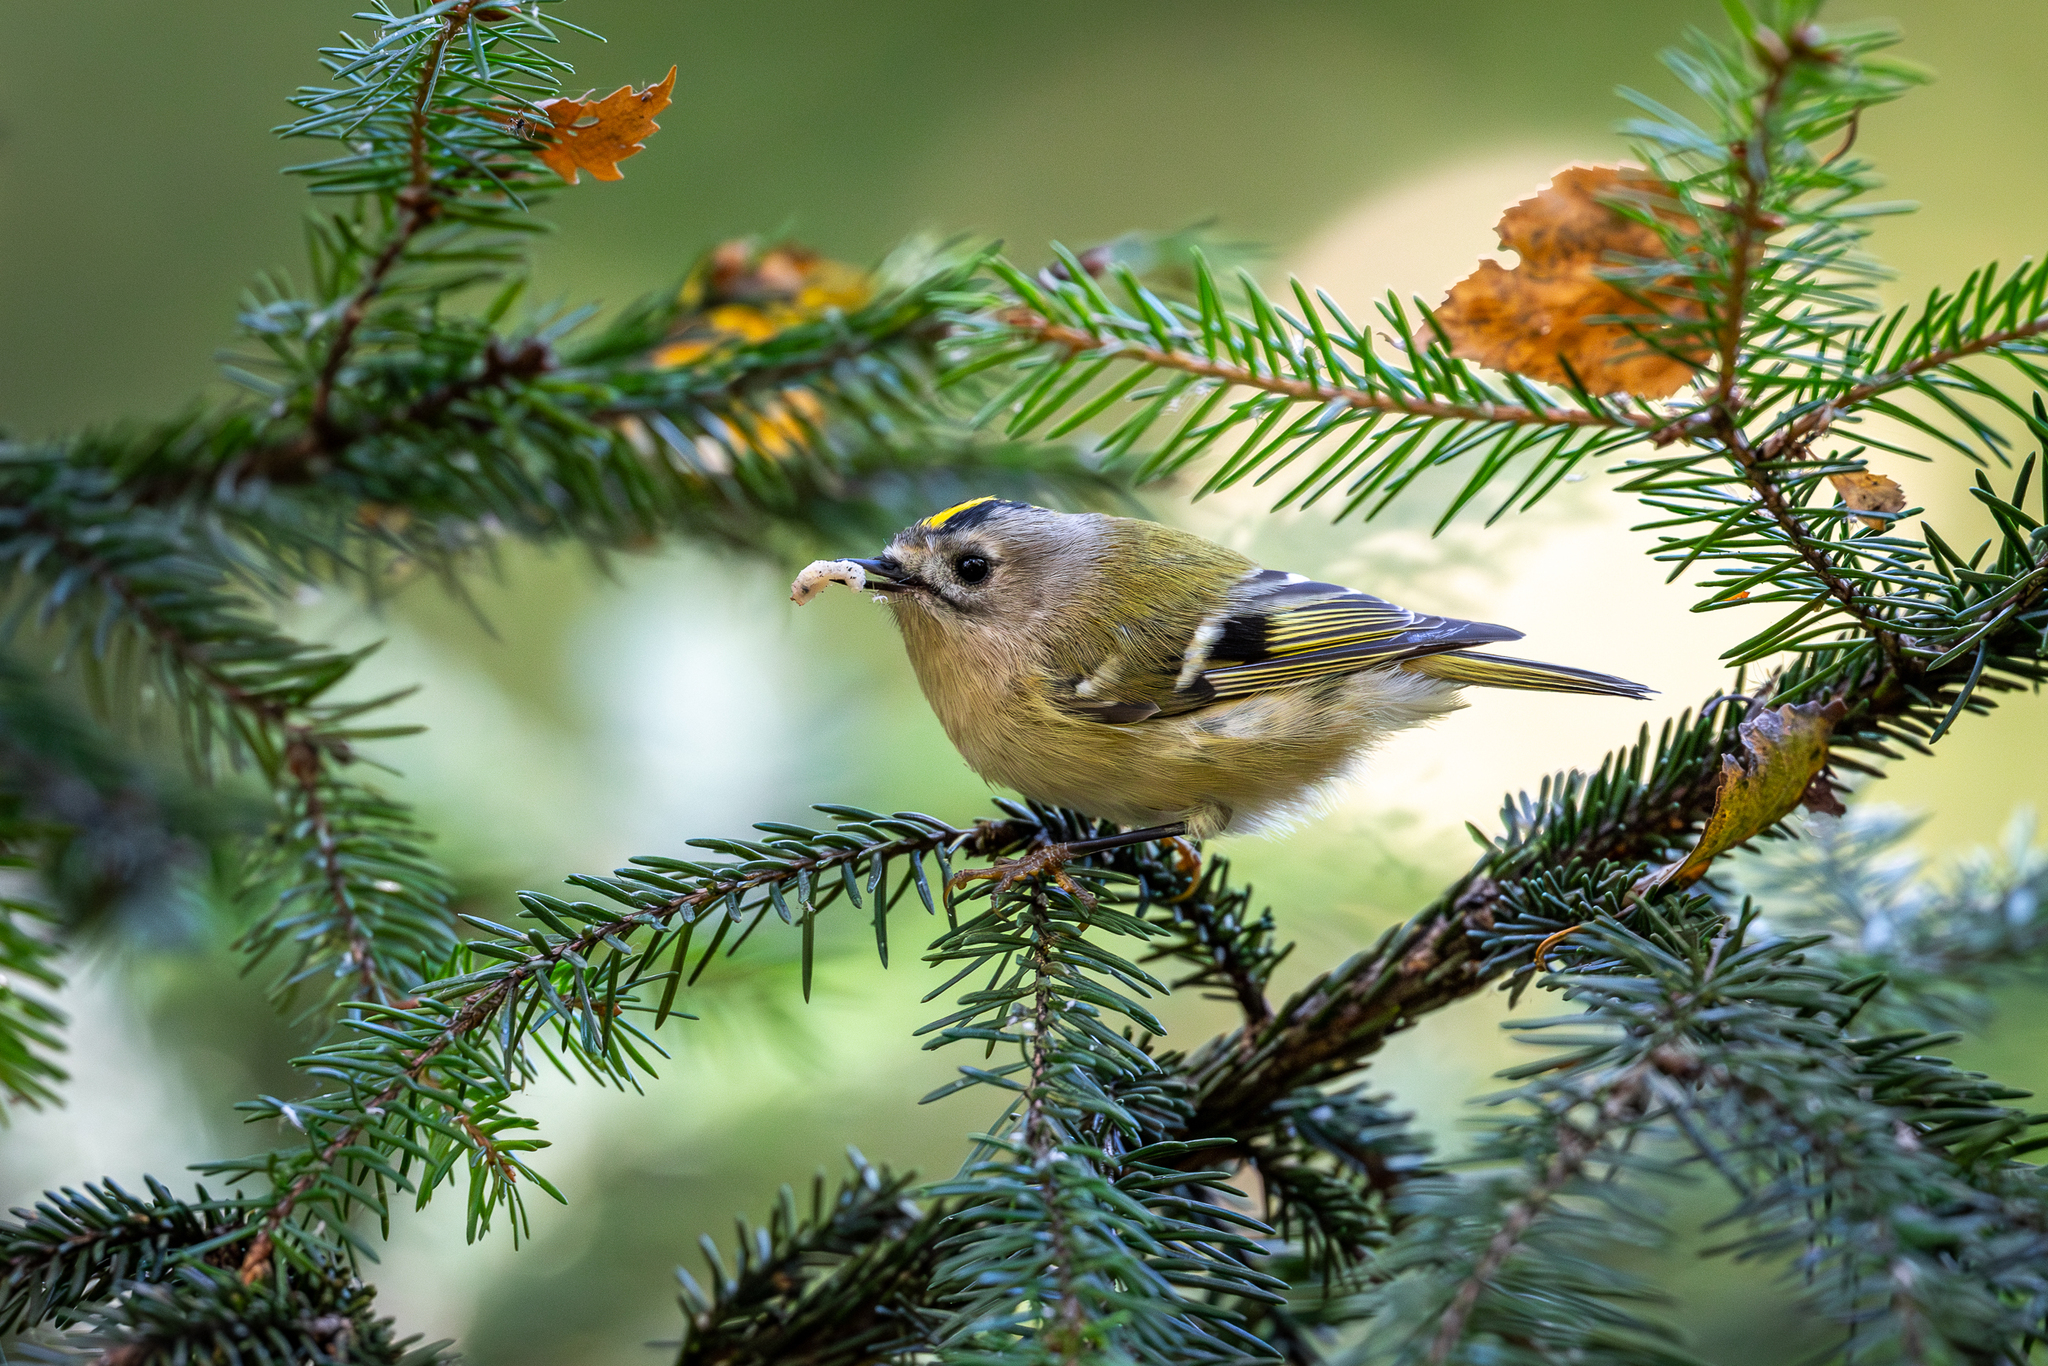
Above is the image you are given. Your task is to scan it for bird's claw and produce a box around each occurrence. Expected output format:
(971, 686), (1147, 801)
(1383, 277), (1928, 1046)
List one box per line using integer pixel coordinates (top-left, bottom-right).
(947, 842), (1094, 907)
(1158, 835), (1205, 903)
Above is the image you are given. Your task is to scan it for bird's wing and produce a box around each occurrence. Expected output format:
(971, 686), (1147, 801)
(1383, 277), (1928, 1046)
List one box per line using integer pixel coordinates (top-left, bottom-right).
(1192, 570), (1521, 703)
(1047, 568), (1520, 724)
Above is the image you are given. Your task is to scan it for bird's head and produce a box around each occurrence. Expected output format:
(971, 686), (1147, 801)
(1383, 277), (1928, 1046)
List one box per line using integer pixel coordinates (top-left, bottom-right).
(851, 498), (1102, 634)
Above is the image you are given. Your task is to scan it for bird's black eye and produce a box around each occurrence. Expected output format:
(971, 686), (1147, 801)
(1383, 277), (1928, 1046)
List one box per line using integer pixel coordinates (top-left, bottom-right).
(954, 554), (991, 584)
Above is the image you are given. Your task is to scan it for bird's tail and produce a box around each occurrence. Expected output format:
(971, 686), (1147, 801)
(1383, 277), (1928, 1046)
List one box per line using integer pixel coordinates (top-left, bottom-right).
(1404, 650), (1652, 699)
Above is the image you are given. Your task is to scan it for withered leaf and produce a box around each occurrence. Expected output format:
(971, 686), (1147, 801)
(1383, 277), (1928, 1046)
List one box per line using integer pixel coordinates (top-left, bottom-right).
(1828, 468), (1906, 531)
(1801, 771), (1847, 818)
(650, 239), (871, 369)
(1431, 165), (1705, 399)
(1640, 698), (1849, 893)
(528, 66), (676, 184)
(615, 239), (872, 465)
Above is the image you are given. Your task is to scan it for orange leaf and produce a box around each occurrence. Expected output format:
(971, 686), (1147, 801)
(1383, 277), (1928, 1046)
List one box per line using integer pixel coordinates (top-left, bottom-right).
(1828, 468), (1906, 531)
(1430, 165), (1706, 399)
(530, 66), (676, 185)
(649, 239), (872, 369)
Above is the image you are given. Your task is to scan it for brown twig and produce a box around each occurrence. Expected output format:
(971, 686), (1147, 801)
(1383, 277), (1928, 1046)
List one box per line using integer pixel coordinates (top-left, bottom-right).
(1726, 424), (1907, 675)
(1698, 34), (1909, 676)
(283, 732), (383, 1006)
(1755, 317), (2048, 466)
(1707, 19), (1810, 414)
(29, 517), (393, 1010)
(454, 1114), (520, 1186)
(1021, 892), (1090, 1360)
(305, 3), (479, 447)
(1425, 1068), (1650, 1364)
(1003, 315), (1653, 435)
(1822, 109), (1862, 168)
(235, 815), (1010, 1282)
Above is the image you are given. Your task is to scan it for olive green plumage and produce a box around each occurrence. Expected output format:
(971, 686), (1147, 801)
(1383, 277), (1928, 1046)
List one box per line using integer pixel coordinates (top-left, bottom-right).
(834, 497), (1649, 840)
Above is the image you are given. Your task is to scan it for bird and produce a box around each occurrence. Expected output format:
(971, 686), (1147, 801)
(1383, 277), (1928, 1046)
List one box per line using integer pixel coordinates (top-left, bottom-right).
(796, 496), (1649, 900)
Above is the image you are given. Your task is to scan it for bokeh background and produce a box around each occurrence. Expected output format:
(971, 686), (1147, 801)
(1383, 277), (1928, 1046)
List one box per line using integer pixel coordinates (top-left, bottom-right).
(5, 3), (2048, 1362)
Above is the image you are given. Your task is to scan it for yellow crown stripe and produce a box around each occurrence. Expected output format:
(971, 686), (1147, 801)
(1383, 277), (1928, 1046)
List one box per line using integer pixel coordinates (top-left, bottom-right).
(922, 495), (1000, 530)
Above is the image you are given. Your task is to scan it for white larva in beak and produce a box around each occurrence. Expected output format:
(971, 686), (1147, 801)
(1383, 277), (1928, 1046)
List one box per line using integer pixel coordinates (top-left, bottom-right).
(789, 559), (867, 605)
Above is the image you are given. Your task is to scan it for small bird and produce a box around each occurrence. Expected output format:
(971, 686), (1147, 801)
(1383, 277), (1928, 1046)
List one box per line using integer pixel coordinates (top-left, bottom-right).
(796, 496), (1648, 896)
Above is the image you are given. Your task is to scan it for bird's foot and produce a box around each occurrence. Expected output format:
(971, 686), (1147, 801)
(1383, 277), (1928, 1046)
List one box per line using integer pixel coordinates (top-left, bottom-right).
(948, 841), (1094, 907)
(1157, 835), (1204, 902)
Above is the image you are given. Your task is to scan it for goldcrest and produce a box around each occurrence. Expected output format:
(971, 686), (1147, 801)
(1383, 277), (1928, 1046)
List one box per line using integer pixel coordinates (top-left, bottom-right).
(795, 497), (1647, 842)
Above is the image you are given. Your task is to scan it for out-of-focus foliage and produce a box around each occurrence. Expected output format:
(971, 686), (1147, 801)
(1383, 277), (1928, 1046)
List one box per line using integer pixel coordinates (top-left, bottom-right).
(4, 1), (2048, 1364)
(1724, 803), (2048, 1029)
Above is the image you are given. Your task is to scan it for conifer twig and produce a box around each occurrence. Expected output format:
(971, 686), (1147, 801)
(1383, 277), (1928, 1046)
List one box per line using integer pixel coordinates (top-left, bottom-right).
(1002, 313), (1653, 435)
(235, 812), (1005, 1281)
(1019, 891), (1090, 1360)
(22, 510), (399, 1010)
(1706, 23), (1798, 413)
(306, 2), (479, 447)
(1424, 1067), (1650, 1364)
(1727, 424), (1908, 672)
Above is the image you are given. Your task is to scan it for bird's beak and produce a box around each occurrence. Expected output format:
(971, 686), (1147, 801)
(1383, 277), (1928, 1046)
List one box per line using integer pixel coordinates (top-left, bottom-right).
(850, 555), (916, 593)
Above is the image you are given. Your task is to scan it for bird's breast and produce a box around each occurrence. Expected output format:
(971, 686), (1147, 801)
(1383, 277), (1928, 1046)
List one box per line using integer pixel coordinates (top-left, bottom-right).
(895, 613), (1042, 760)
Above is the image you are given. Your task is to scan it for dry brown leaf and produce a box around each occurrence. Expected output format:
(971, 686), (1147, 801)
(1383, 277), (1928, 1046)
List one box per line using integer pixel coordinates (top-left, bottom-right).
(618, 239), (870, 464)
(1639, 698), (1849, 894)
(650, 239), (872, 369)
(1431, 165), (1706, 399)
(529, 66), (676, 184)
(1828, 468), (1906, 531)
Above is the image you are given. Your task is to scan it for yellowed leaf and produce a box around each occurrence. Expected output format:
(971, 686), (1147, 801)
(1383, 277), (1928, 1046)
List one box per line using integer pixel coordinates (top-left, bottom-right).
(1431, 165), (1706, 399)
(1828, 468), (1906, 531)
(649, 239), (872, 369)
(621, 241), (868, 463)
(527, 66), (676, 184)
(1640, 698), (1849, 893)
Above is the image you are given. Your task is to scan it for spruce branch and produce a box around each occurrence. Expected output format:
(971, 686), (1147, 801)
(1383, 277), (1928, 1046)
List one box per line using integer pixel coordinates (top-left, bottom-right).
(672, 1153), (941, 1366)
(286, 0), (571, 452)
(943, 258), (1651, 529)
(1417, 1064), (1663, 1366)
(1726, 424), (1909, 672)
(1752, 304), (2048, 467)
(0, 1180), (264, 1336)
(1253, 1086), (1433, 1283)
(1721, 803), (2048, 1029)
(1020, 892), (1093, 1361)
(308, 204), (431, 452)
(998, 314), (1648, 436)
(0, 488), (454, 1017)
(668, 597), (2048, 1361)
(1528, 910), (2048, 1360)
(37, 249), (1119, 572)
(0, 891), (63, 1114)
(1181, 694), (1743, 1142)
(922, 875), (1282, 1365)
(219, 805), (1034, 1284)
(1702, 17), (1802, 415)
(15, 1259), (452, 1366)
(1137, 851), (1287, 1027)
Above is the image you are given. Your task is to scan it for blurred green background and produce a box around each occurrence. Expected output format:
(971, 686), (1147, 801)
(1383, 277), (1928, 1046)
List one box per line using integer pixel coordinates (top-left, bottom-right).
(5, 3), (2048, 1363)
